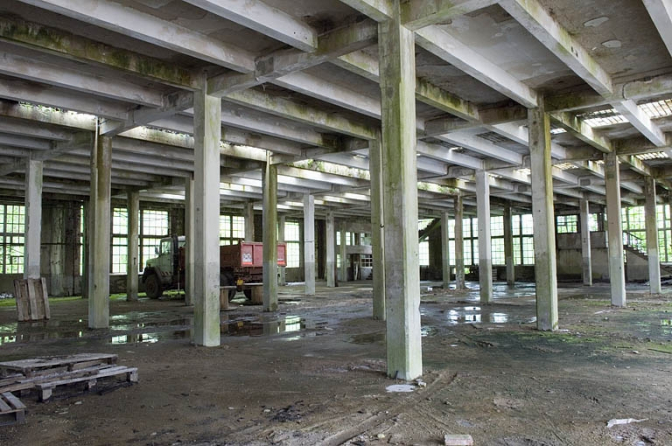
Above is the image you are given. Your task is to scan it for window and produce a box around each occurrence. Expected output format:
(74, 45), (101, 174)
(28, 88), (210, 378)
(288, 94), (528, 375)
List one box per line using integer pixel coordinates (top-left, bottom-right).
(219, 215), (245, 245)
(0, 205), (25, 274)
(556, 215), (578, 234)
(140, 210), (168, 270)
(419, 241), (429, 266)
(490, 216), (504, 237)
(111, 208), (128, 274)
(360, 255), (373, 268)
(589, 213), (600, 232)
(285, 221), (300, 267)
(491, 238), (505, 265)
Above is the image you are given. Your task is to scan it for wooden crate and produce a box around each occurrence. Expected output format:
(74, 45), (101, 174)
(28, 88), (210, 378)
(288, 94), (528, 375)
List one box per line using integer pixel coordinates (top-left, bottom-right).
(0, 392), (26, 426)
(13, 278), (50, 321)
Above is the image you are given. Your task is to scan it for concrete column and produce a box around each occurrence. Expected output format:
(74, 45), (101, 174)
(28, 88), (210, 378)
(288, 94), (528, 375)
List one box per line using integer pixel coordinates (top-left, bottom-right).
(475, 170), (493, 303)
(339, 226), (347, 283)
(88, 134), (111, 329)
(503, 204), (515, 286)
(605, 150), (626, 307)
(529, 107), (558, 331)
(326, 212), (336, 288)
(24, 159), (43, 279)
(645, 177), (661, 294)
(262, 155), (278, 311)
(454, 195), (466, 290)
(278, 214), (286, 285)
(81, 200), (90, 299)
(370, 138), (386, 320)
(185, 176), (195, 305)
(579, 198), (593, 286)
(303, 194), (315, 295)
(126, 191), (139, 301)
(441, 211), (451, 289)
(193, 83), (221, 346)
(379, 7), (422, 380)
(245, 202), (255, 242)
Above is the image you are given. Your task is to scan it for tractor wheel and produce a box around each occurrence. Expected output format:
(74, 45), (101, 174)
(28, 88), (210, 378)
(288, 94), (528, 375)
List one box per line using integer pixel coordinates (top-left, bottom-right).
(145, 274), (163, 299)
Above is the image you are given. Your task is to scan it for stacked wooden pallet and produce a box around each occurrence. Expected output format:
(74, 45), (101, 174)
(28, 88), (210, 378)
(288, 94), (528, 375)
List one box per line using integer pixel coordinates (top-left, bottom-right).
(13, 278), (50, 321)
(0, 392), (26, 426)
(0, 353), (138, 424)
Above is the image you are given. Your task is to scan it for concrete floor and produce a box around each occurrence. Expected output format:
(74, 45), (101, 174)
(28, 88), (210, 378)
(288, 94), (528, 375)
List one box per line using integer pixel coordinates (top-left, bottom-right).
(1, 282), (671, 445)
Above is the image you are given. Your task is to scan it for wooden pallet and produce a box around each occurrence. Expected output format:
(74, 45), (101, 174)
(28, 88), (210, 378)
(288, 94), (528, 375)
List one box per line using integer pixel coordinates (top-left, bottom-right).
(13, 278), (50, 321)
(0, 392), (26, 426)
(35, 365), (138, 401)
(0, 353), (118, 378)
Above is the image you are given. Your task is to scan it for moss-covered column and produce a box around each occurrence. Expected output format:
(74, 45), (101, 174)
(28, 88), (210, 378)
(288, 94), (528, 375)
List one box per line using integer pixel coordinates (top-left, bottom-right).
(278, 214), (286, 285)
(379, 4), (422, 380)
(529, 107), (558, 330)
(339, 225), (347, 283)
(504, 204), (515, 286)
(24, 159), (43, 280)
(370, 138), (386, 320)
(326, 212), (336, 288)
(476, 170), (493, 303)
(185, 176), (195, 306)
(193, 81), (221, 346)
(454, 195), (466, 290)
(303, 194), (315, 295)
(81, 200), (90, 298)
(262, 155), (278, 311)
(89, 133), (111, 329)
(245, 202), (255, 242)
(579, 198), (592, 286)
(126, 191), (139, 301)
(645, 177), (661, 294)
(605, 150), (626, 307)
(441, 211), (451, 289)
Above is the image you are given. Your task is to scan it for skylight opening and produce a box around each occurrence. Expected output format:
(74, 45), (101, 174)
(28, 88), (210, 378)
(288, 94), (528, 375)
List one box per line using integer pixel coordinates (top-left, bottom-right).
(636, 151), (669, 161)
(639, 98), (672, 119)
(578, 108), (628, 127)
(555, 162), (579, 170)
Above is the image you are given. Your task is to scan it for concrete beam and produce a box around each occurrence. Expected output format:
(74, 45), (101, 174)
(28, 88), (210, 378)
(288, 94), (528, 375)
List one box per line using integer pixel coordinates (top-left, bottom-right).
(402, 0), (497, 30)
(17, 0), (255, 72)
(184, 0), (317, 52)
(415, 26), (537, 107)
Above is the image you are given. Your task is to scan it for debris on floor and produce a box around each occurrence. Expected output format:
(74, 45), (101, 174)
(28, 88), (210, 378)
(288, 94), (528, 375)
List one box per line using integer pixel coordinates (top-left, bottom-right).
(607, 418), (648, 428)
(444, 434), (474, 445)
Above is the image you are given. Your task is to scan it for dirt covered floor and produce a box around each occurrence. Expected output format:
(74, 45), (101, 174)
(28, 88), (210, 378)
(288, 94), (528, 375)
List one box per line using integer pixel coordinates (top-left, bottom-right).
(0, 281), (671, 445)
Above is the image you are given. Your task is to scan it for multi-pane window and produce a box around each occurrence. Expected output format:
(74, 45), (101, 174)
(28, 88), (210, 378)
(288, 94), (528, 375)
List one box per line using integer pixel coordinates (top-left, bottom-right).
(360, 254), (373, 268)
(491, 238), (505, 265)
(111, 208), (128, 274)
(140, 210), (168, 270)
(219, 215), (245, 245)
(556, 215), (578, 234)
(285, 221), (300, 267)
(0, 205), (25, 274)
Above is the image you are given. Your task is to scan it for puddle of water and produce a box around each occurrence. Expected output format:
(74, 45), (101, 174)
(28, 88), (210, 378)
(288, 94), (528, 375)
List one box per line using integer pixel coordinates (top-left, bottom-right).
(349, 326), (437, 345)
(446, 307), (536, 325)
(386, 384), (415, 393)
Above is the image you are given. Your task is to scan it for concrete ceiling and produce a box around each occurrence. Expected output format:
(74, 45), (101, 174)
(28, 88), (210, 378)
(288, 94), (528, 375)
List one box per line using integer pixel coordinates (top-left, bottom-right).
(0, 0), (671, 219)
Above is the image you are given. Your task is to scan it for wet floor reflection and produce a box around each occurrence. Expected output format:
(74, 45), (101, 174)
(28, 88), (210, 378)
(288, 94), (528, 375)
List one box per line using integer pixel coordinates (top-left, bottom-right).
(445, 306), (537, 325)
(0, 313), (328, 346)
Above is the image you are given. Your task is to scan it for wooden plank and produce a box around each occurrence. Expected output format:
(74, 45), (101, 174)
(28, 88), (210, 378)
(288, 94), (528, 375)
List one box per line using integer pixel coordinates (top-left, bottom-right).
(13, 280), (24, 321)
(2, 392), (26, 411)
(14, 280), (29, 321)
(0, 397), (11, 413)
(26, 279), (39, 319)
(0, 353), (118, 373)
(40, 277), (50, 319)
